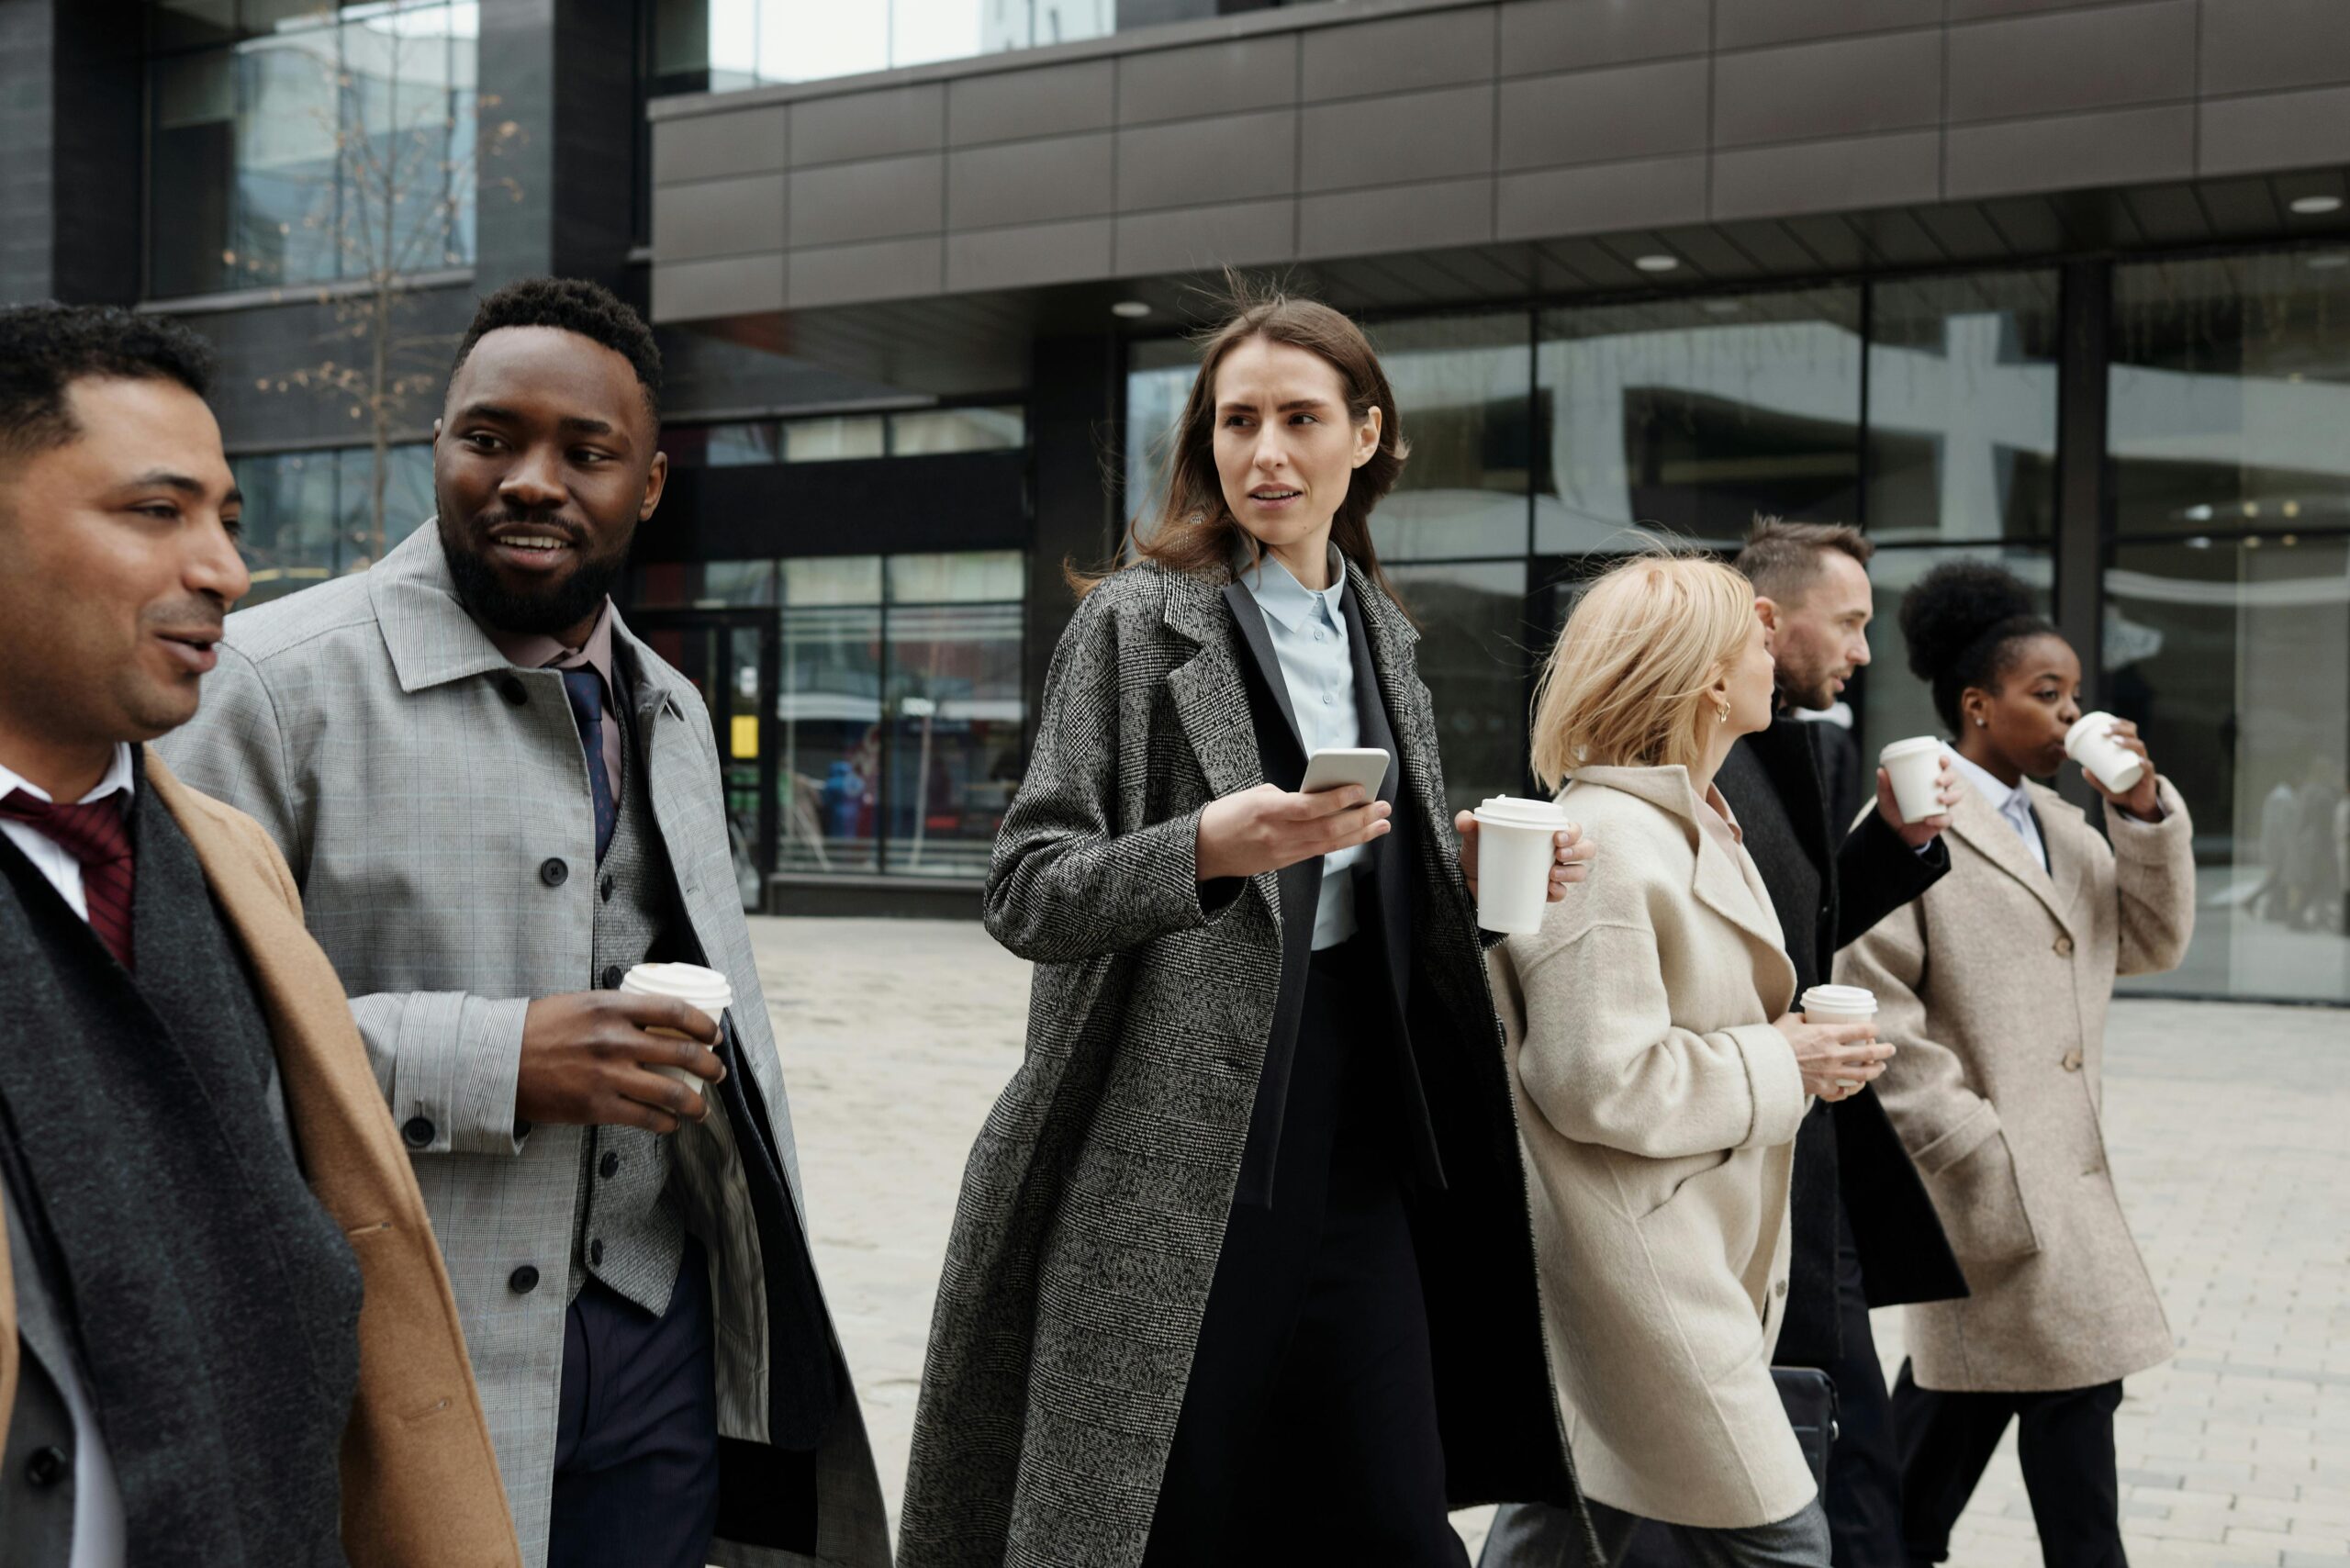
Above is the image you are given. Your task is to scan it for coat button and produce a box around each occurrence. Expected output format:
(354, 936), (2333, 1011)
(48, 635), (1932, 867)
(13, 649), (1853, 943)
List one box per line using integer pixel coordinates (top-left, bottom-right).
(509, 1265), (540, 1294)
(541, 857), (569, 887)
(601, 964), (622, 990)
(401, 1114), (434, 1148)
(2062, 1049), (2084, 1072)
(2053, 935), (2074, 957)
(600, 876), (614, 903)
(589, 1238), (605, 1267)
(1773, 1278), (1787, 1298)
(498, 676), (528, 707)
(24, 1446), (67, 1488)
(599, 1151), (620, 1179)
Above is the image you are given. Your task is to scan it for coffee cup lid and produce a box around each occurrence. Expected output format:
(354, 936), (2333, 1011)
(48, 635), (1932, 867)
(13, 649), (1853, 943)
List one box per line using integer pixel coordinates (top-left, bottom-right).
(2065, 711), (2117, 747)
(1801, 983), (1876, 1012)
(621, 961), (733, 1012)
(1473, 794), (1569, 830)
(1877, 736), (1942, 764)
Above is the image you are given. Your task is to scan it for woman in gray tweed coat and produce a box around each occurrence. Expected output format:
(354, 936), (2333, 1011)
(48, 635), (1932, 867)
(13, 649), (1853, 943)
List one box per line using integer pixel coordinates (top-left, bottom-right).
(897, 291), (1592, 1568)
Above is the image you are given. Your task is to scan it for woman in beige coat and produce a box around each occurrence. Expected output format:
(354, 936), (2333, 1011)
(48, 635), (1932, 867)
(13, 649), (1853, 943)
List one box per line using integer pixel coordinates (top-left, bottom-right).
(1479, 557), (1895, 1568)
(1836, 562), (2194, 1568)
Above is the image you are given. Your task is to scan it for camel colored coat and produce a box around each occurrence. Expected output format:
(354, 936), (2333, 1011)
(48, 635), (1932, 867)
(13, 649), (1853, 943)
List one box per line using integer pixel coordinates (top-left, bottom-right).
(1835, 776), (2194, 1394)
(1493, 765), (1816, 1530)
(0, 755), (520, 1566)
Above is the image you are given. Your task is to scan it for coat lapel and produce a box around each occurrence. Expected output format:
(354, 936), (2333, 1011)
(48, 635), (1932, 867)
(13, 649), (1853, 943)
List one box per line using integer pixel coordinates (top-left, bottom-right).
(1948, 786), (2078, 935)
(1161, 569), (1267, 808)
(1569, 764), (1793, 968)
(1220, 581), (1306, 769)
(2024, 783), (2090, 935)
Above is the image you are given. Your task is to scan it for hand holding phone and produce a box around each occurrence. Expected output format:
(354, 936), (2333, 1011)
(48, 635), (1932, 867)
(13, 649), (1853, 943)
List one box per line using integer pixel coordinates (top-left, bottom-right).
(1299, 747), (1390, 799)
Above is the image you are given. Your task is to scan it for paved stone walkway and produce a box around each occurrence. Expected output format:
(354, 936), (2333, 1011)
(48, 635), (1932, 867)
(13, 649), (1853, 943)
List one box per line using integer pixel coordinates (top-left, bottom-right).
(751, 917), (2350, 1565)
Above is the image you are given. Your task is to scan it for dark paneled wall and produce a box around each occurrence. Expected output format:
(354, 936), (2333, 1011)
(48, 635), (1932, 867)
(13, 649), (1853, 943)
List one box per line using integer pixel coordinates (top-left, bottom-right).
(1024, 332), (1121, 733)
(0, 0), (141, 306)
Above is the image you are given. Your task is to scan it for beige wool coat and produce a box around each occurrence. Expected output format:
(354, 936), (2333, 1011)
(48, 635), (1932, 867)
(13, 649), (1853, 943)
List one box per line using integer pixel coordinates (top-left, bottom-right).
(1835, 775), (2195, 1394)
(1493, 765), (1817, 1530)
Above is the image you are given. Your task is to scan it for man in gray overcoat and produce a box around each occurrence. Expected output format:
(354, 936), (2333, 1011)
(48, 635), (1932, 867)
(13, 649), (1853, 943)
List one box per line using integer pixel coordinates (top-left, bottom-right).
(161, 279), (887, 1568)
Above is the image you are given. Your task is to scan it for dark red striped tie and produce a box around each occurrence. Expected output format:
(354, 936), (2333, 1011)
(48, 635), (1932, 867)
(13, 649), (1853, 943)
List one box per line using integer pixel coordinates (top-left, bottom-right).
(1, 789), (135, 970)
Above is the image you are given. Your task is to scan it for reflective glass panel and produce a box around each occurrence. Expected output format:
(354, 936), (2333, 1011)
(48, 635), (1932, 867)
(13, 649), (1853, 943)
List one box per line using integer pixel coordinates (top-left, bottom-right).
(784, 416), (886, 462)
(777, 601), (882, 875)
(1537, 287), (1863, 554)
(884, 599), (1024, 879)
(1124, 339), (1197, 543)
(890, 406), (1025, 454)
(888, 550), (1024, 603)
(2110, 250), (2350, 538)
(784, 555), (884, 605)
(654, 0), (1117, 90)
(1370, 312), (1533, 562)
(1386, 560), (1530, 811)
(1865, 271), (2060, 543)
(2107, 536), (2350, 1003)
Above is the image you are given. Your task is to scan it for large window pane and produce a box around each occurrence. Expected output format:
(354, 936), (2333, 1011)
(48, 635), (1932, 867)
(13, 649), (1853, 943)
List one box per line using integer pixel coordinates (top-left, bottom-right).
(2107, 536), (2349, 1003)
(149, 0), (478, 297)
(655, 0), (1115, 90)
(1387, 560), (1530, 812)
(890, 406), (1024, 455)
(2111, 250), (2350, 538)
(884, 598), (1024, 879)
(1537, 287), (1863, 554)
(1865, 272), (2060, 543)
(1369, 312), (1532, 562)
(235, 441), (431, 605)
(778, 602), (882, 875)
(1124, 339), (1197, 544)
(888, 549), (1023, 603)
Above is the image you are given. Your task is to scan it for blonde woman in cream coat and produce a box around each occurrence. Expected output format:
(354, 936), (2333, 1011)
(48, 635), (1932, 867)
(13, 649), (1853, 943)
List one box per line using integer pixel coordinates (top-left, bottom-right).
(1479, 556), (1896, 1568)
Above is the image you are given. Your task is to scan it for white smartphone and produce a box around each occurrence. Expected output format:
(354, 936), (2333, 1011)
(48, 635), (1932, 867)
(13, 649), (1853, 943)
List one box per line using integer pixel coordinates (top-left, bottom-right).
(1299, 746), (1391, 798)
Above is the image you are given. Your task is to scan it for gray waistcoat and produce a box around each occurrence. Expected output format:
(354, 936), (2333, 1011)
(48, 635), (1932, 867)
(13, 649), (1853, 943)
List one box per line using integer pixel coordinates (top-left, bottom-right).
(570, 694), (688, 1314)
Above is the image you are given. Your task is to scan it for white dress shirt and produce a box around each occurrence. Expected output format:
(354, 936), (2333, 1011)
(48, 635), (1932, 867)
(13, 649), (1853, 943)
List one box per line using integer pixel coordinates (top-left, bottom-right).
(1238, 543), (1366, 950)
(0, 745), (132, 1567)
(0, 745), (137, 921)
(1950, 748), (2049, 873)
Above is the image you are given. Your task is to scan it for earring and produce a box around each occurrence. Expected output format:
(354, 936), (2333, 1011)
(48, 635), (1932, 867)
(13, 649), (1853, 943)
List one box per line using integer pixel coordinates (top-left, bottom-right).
(1976, 717), (1987, 727)
(1716, 698), (1731, 725)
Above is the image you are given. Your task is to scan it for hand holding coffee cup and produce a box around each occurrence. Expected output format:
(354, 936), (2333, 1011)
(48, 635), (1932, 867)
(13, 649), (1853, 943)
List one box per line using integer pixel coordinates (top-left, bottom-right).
(1780, 984), (1895, 1102)
(1455, 808), (1593, 903)
(1874, 742), (1961, 848)
(2065, 712), (2163, 819)
(515, 983), (726, 1135)
(1466, 795), (1576, 934)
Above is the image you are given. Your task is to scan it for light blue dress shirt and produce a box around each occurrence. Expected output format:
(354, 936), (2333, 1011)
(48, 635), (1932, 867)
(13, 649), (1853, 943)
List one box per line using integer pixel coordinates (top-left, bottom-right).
(1239, 543), (1365, 949)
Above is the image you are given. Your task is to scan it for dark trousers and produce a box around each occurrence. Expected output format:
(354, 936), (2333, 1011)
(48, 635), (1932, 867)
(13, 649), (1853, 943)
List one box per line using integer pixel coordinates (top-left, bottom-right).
(1818, 1210), (1904, 1568)
(1892, 1362), (2125, 1568)
(550, 1238), (722, 1568)
(1143, 943), (1464, 1568)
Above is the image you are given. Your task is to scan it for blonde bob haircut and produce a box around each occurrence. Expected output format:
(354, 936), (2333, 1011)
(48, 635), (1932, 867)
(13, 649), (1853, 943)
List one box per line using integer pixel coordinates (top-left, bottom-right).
(1529, 552), (1760, 791)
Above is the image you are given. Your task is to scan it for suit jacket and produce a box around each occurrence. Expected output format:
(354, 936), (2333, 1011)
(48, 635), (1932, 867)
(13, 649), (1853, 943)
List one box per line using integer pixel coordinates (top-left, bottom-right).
(156, 527), (888, 1568)
(1493, 764), (1812, 1529)
(1836, 778), (2194, 1392)
(898, 557), (1576, 1568)
(0, 756), (518, 1566)
(1715, 721), (1967, 1363)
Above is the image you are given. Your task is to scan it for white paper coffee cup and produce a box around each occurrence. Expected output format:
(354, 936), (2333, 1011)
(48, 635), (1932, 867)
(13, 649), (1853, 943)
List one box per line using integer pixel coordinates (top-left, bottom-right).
(1878, 736), (1945, 824)
(1801, 984), (1877, 1092)
(1472, 795), (1570, 935)
(2065, 711), (2145, 794)
(619, 961), (731, 1096)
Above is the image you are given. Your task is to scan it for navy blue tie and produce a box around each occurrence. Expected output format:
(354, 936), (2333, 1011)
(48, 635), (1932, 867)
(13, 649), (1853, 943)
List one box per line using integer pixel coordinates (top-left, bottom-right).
(561, 667), (616, 863)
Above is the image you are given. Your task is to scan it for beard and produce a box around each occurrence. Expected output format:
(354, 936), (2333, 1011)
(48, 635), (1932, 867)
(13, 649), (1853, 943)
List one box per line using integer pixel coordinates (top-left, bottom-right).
(439, 512), (632, 637)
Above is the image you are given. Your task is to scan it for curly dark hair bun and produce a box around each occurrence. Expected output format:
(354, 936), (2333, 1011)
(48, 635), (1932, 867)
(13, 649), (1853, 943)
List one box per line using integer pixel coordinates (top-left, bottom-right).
(1899, 560), (2058, 732)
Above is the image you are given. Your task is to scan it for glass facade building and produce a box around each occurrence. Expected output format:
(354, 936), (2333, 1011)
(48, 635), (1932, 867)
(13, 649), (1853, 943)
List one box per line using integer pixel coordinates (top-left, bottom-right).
(1128, 253), (2350, 1003)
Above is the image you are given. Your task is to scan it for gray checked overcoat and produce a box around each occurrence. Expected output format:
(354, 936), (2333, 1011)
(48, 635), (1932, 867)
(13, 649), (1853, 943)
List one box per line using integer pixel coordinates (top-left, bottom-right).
(157, 525), (889, 1568)
(897, 557), (1577, 1568)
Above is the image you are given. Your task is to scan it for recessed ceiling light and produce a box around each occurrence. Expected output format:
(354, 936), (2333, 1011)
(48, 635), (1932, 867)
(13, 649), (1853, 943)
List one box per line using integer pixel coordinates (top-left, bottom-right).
(1110, 300), (1151, 319)
(1634, 253), (1680, 273)
(2288, 195), (2344, 216)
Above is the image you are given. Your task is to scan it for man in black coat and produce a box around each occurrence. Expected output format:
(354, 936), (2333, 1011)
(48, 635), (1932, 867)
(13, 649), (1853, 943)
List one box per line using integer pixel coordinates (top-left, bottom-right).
(1623, 519), (1971, 1568)
(1737, 519), (1973, 1568)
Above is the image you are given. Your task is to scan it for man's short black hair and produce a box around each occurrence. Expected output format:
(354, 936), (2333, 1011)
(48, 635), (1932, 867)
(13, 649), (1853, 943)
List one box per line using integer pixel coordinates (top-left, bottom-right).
(451, 276), (663, 420)
(0, 303), (217, 464)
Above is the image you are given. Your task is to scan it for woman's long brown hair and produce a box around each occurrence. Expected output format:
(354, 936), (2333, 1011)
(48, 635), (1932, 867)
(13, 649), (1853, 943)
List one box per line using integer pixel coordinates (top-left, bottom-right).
(1074, 280), (1411, 602)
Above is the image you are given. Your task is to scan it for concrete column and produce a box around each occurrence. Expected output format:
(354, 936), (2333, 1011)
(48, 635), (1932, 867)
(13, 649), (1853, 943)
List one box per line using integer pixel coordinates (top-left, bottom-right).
(474, 0), (637, 294)
(0, 0), (140, 306)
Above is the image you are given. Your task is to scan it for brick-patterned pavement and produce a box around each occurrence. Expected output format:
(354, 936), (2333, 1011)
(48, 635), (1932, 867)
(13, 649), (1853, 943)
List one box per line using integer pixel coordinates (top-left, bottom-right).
(752, 918), (2350, 1565)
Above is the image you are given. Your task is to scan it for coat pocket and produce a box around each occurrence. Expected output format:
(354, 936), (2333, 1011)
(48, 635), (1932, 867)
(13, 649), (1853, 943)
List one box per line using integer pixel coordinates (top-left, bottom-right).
(1928, 1128), (2039, 1265)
